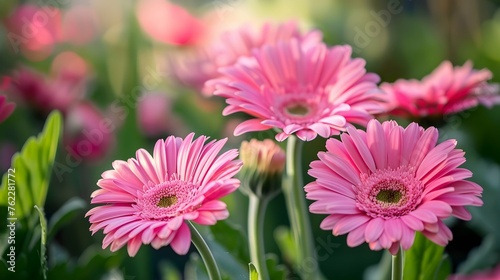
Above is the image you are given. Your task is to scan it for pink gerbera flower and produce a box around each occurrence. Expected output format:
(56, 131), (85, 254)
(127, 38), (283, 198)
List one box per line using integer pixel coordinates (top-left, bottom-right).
(170, 21), (322, 93)
(305, 119), (483, 254)
(86, 133), (242, 256)
(381, 61), (500, 117)
(207, 39), (385, 142)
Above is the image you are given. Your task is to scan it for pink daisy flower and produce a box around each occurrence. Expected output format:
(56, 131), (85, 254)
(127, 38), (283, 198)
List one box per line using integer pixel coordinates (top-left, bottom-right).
(305, 119), (483, 254)
(170, 21), (322, 93)
(207, 39), (385, 142)
(381, 61), (500, 117)
(86, 133), (242, 256)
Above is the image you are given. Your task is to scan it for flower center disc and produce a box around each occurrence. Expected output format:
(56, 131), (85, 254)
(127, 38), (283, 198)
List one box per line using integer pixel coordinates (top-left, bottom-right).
(355, 166), (424, 219)
(157, 195), (178, 208)
(135, 177), (200, 220)
(285, 104), (310, 117)
(376, 189), (402, 204)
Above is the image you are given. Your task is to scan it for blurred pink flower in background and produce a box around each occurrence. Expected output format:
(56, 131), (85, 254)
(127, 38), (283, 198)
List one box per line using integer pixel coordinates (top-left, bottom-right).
(305, 119), (483, 254)
(4, 4), (62, 61)
(381, 61), (500, 117)
(137, 92), (186, 137)
(137, 0), (204, 46)
(7, 56), (89, 114)
(51, 51), (91, 83)
(86, 133), (242, 256)
(448, 264), (500, 280)
(170, 21), (322, 93)
(208, 39), (385, 141)
(61, 4), (99, 46)
(7, 67), (53, 112)
(64, 101), (115, 161)
(0, 95), (15, 123)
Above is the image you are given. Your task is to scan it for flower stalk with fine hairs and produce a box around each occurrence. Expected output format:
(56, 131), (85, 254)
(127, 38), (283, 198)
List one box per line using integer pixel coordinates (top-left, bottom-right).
(239, 139), (285, 279)
(283, 135), (321, 279)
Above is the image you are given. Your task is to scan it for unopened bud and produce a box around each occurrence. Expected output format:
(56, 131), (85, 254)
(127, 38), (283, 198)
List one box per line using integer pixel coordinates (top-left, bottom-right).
(239, 139), (285, 197)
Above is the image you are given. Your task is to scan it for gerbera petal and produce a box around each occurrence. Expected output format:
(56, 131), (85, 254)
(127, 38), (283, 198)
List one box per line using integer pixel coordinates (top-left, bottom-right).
(347, 223), (368, 247)
(333, 215), (370, 235)
(384, 219), (403, 242)
(170, 222), (191, 255)
(234, 119), (271, 136)
(127, 235), (143, 257)
(365, 217), (384, 243)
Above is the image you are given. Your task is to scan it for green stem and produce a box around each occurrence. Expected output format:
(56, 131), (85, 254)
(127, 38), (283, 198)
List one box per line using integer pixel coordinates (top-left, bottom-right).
(283, 135), (320, 279)
(391, 248), (404, 280)
(188, 222), (221, 280)
(248, 194), (270, 280)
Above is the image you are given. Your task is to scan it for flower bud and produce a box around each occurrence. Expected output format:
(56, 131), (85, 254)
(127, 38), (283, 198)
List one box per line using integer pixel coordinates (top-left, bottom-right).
(239, 139), (285, 197)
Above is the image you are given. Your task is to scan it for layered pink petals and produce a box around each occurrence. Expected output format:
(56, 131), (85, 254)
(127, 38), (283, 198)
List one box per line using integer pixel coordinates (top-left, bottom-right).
(86, 133), (242, 256)
(208, 37), (386, 141)
(170, 21), (321, 92)
(381, 61), (500, 117)
(305, 119), (483, 254)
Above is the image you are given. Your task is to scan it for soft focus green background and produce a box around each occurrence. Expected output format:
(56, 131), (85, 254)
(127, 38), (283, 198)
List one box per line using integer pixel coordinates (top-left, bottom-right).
(1, 0), (500, 279)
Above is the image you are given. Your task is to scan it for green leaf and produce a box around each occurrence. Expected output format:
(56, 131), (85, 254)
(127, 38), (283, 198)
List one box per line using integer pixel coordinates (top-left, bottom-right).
(47, 197), (87, 242)
(209, 220), (250, 265)
(34, 205), (48, 280)
(0, 111), (62, 220)
(249, 263), (259, 280)
(404, 232), (451, 280)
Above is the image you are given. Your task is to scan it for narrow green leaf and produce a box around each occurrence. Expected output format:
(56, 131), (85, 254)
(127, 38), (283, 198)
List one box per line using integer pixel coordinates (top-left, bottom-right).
(249, 263), (259, 280)
(37, 110), (61, 206)
(47, 197), (87, 242)
(0, 111), (62, 221)
(404, 232), (450, 280)
(34, 205), (48, 280)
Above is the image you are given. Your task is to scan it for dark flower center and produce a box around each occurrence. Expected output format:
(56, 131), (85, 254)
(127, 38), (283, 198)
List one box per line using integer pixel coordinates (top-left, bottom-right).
(376, 189), (402, 204)
(157, 195), (178, 208)
(285, 104), (310, 117)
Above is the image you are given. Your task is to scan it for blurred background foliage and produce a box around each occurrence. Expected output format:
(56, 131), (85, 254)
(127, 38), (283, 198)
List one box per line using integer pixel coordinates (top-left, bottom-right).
(1, 0), (500, 279)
